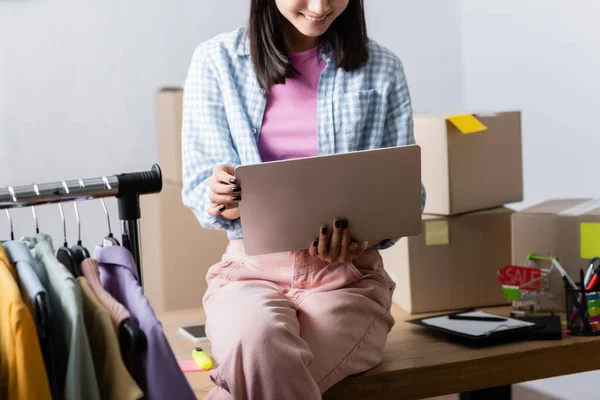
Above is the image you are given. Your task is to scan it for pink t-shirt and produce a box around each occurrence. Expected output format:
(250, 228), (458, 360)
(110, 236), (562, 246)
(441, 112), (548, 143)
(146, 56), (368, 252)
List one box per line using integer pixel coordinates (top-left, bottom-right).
(258, 48), (326, 162)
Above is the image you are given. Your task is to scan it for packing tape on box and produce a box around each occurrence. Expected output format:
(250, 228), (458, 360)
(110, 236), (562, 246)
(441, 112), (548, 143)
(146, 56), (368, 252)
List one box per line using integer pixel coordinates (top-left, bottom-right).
(557, 199), (600, 217)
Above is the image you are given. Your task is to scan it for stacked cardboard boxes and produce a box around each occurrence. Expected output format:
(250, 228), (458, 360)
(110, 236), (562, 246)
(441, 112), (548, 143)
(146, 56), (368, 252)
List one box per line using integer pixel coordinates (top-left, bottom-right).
(381, 112), (523, 313)
(512, 199), (600, 307)
(141, 88), (229, 313)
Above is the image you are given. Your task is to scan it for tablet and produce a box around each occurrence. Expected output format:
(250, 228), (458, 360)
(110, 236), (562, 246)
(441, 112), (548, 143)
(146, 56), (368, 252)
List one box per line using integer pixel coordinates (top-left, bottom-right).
(407, 311), (538, 341)
(178, 325), (208, 343)
(234, 145), (422, 256)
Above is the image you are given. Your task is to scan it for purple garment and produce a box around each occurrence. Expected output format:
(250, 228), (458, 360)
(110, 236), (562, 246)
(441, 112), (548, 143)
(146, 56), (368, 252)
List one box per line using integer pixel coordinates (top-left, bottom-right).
(95, 246), (195, 400)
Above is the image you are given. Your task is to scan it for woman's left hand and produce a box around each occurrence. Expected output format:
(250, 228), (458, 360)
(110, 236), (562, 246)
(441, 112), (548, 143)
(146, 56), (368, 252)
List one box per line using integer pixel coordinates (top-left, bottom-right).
(308, 218), (368, 263)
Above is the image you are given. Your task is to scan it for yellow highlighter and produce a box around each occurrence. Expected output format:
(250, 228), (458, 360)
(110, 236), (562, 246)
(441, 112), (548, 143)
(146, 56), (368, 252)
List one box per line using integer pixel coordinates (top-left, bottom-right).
(192, 347), (213, 370)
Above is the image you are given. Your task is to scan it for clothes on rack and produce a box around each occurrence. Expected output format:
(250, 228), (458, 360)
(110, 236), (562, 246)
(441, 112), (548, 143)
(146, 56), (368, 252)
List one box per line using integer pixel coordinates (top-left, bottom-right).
(1, 233), (194, 400)
(78, 277), (143, 400)
(82, 258), (132, 329)
(0, 244), (52, 400)
(0, 165), (168, 399)
(3, 241), (57, 399)
(96, 245), (197, 400)
(81, 258), (146, 380)
(24, 234), (101, 400)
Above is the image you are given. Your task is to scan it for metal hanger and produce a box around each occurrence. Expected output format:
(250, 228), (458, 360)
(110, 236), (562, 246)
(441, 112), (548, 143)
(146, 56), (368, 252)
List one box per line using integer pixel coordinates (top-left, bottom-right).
(100, 176), (120, 247)
(55, 180), (79, 276)
(70, 179), (90, 271)
(5, 186), (16, 240)
(28, 183), (57, 396)
(32, 183), (40, 234)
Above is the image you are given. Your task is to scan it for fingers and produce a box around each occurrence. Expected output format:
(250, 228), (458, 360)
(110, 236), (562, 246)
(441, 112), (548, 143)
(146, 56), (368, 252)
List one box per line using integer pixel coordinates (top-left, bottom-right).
(349, 241), (368, 259)
(309, 239), (318, 257)
(208, 204), (228, 216)
(213, 165), (237, 184)
(338, 220), (351, 262)
(208, 176), (241, 202)
(221, 202), (239, 210)
(311, 220), (367, 263)
(318, 225), (329, 258)
(208, 166), (241, 216)
(207, 201), (240, 216)
(326, 219), (343, 262)
(209, 191), (242, 205)
(208, 175), (241, 195)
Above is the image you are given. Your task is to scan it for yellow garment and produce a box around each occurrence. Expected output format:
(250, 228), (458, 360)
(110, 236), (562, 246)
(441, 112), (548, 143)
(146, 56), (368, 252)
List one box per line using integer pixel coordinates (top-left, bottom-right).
(0, 244), (51, 400)
(77, 277), (143, 400)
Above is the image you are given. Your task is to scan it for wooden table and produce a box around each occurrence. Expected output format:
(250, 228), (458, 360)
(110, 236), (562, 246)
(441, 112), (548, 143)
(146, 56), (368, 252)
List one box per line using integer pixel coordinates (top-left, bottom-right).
(159, 306), (600, 400)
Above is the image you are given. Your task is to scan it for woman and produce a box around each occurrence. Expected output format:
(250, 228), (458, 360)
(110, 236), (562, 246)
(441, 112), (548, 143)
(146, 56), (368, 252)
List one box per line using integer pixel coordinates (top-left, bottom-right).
(182, 0), (425, 398)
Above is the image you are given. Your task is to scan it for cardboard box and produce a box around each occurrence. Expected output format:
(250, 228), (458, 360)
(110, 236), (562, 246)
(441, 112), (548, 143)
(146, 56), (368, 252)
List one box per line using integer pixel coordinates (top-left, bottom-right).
(140, 181), (229, 312)
(512, 199), (600, 307)
(381, 208), (512, 314)
(415, 111), (523, 215)
(156, 88), (184, 184)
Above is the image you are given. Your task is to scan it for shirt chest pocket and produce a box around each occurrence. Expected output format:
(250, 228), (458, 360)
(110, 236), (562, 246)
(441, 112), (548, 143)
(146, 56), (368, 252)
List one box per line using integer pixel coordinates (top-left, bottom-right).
(333, 89), (379, 150)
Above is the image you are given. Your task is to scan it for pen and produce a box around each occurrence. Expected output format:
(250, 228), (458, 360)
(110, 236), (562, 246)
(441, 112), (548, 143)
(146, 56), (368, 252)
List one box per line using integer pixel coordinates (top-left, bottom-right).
(552, 259), (578, 290)
(448, 315), (507, 322)
(569, 267), (597, 324)
(585, 266), (600, 291)
(583, 258), (600, 287)
(580, 269), (592, 332)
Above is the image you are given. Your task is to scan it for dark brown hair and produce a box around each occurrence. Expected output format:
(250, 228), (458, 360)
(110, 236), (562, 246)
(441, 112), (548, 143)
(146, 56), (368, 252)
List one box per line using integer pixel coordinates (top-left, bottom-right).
(249, 0), (369, 90)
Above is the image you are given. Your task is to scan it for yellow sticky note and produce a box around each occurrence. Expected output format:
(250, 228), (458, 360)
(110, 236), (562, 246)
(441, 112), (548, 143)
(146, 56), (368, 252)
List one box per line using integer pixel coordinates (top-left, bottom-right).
(581, 223), (600, 259)
(447, 114), (488, 135)
(425, 220), (449, 246)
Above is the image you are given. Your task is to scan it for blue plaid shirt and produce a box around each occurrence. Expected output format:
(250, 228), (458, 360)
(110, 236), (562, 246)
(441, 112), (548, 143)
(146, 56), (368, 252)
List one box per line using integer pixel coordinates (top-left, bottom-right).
(182, 27), (425, 250)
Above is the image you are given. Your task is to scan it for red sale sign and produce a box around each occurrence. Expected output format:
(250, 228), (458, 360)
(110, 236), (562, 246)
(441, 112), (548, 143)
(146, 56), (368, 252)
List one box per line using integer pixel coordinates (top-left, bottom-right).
(498, 265), (542, 291)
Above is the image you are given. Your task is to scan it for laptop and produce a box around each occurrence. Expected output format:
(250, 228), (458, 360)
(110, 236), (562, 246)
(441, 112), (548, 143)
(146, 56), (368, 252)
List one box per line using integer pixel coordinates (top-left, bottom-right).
(234, 145), (422, 256)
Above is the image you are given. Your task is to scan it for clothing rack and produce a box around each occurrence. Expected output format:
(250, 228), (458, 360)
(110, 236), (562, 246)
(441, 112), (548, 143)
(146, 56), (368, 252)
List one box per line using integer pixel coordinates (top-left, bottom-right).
(0, 164), (163, 287)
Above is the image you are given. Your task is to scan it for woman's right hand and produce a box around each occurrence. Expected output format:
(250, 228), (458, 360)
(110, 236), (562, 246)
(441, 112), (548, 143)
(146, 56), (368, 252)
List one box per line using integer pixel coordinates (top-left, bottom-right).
(308, 219), (368, 263)
(207, 165), (242, 219)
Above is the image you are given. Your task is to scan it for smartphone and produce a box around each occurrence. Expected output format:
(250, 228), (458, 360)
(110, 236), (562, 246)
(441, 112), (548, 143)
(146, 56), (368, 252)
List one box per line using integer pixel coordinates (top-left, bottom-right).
(179, 325), (208, 342)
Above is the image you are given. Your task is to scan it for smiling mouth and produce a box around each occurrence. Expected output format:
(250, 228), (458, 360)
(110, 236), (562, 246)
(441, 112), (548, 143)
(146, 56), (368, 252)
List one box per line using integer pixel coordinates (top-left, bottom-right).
(301, 13), (330, 22)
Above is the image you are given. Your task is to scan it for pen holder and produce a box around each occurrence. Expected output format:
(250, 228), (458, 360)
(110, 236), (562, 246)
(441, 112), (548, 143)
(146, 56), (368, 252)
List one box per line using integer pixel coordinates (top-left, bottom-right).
(564, 286), (600, 336)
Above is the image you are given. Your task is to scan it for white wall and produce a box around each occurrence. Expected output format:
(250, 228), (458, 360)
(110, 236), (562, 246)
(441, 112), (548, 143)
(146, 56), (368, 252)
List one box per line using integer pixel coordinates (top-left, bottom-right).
(365, 0), (464, 111)
(0, 0), (248, 244)
(460, 2), (600, 398)
(0, 0), (464, 245)
(460, 0), (600, 210)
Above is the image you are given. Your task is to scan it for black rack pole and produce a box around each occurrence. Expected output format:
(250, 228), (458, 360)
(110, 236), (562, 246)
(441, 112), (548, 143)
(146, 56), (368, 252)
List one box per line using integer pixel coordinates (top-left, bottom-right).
(116, 164), (162, 287)
(0, 164), (163, 288)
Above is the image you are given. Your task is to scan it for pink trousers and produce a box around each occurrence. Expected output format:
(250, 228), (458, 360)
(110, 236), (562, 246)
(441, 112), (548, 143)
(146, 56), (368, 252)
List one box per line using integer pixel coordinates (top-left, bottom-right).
(203, 240), (395, 400)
